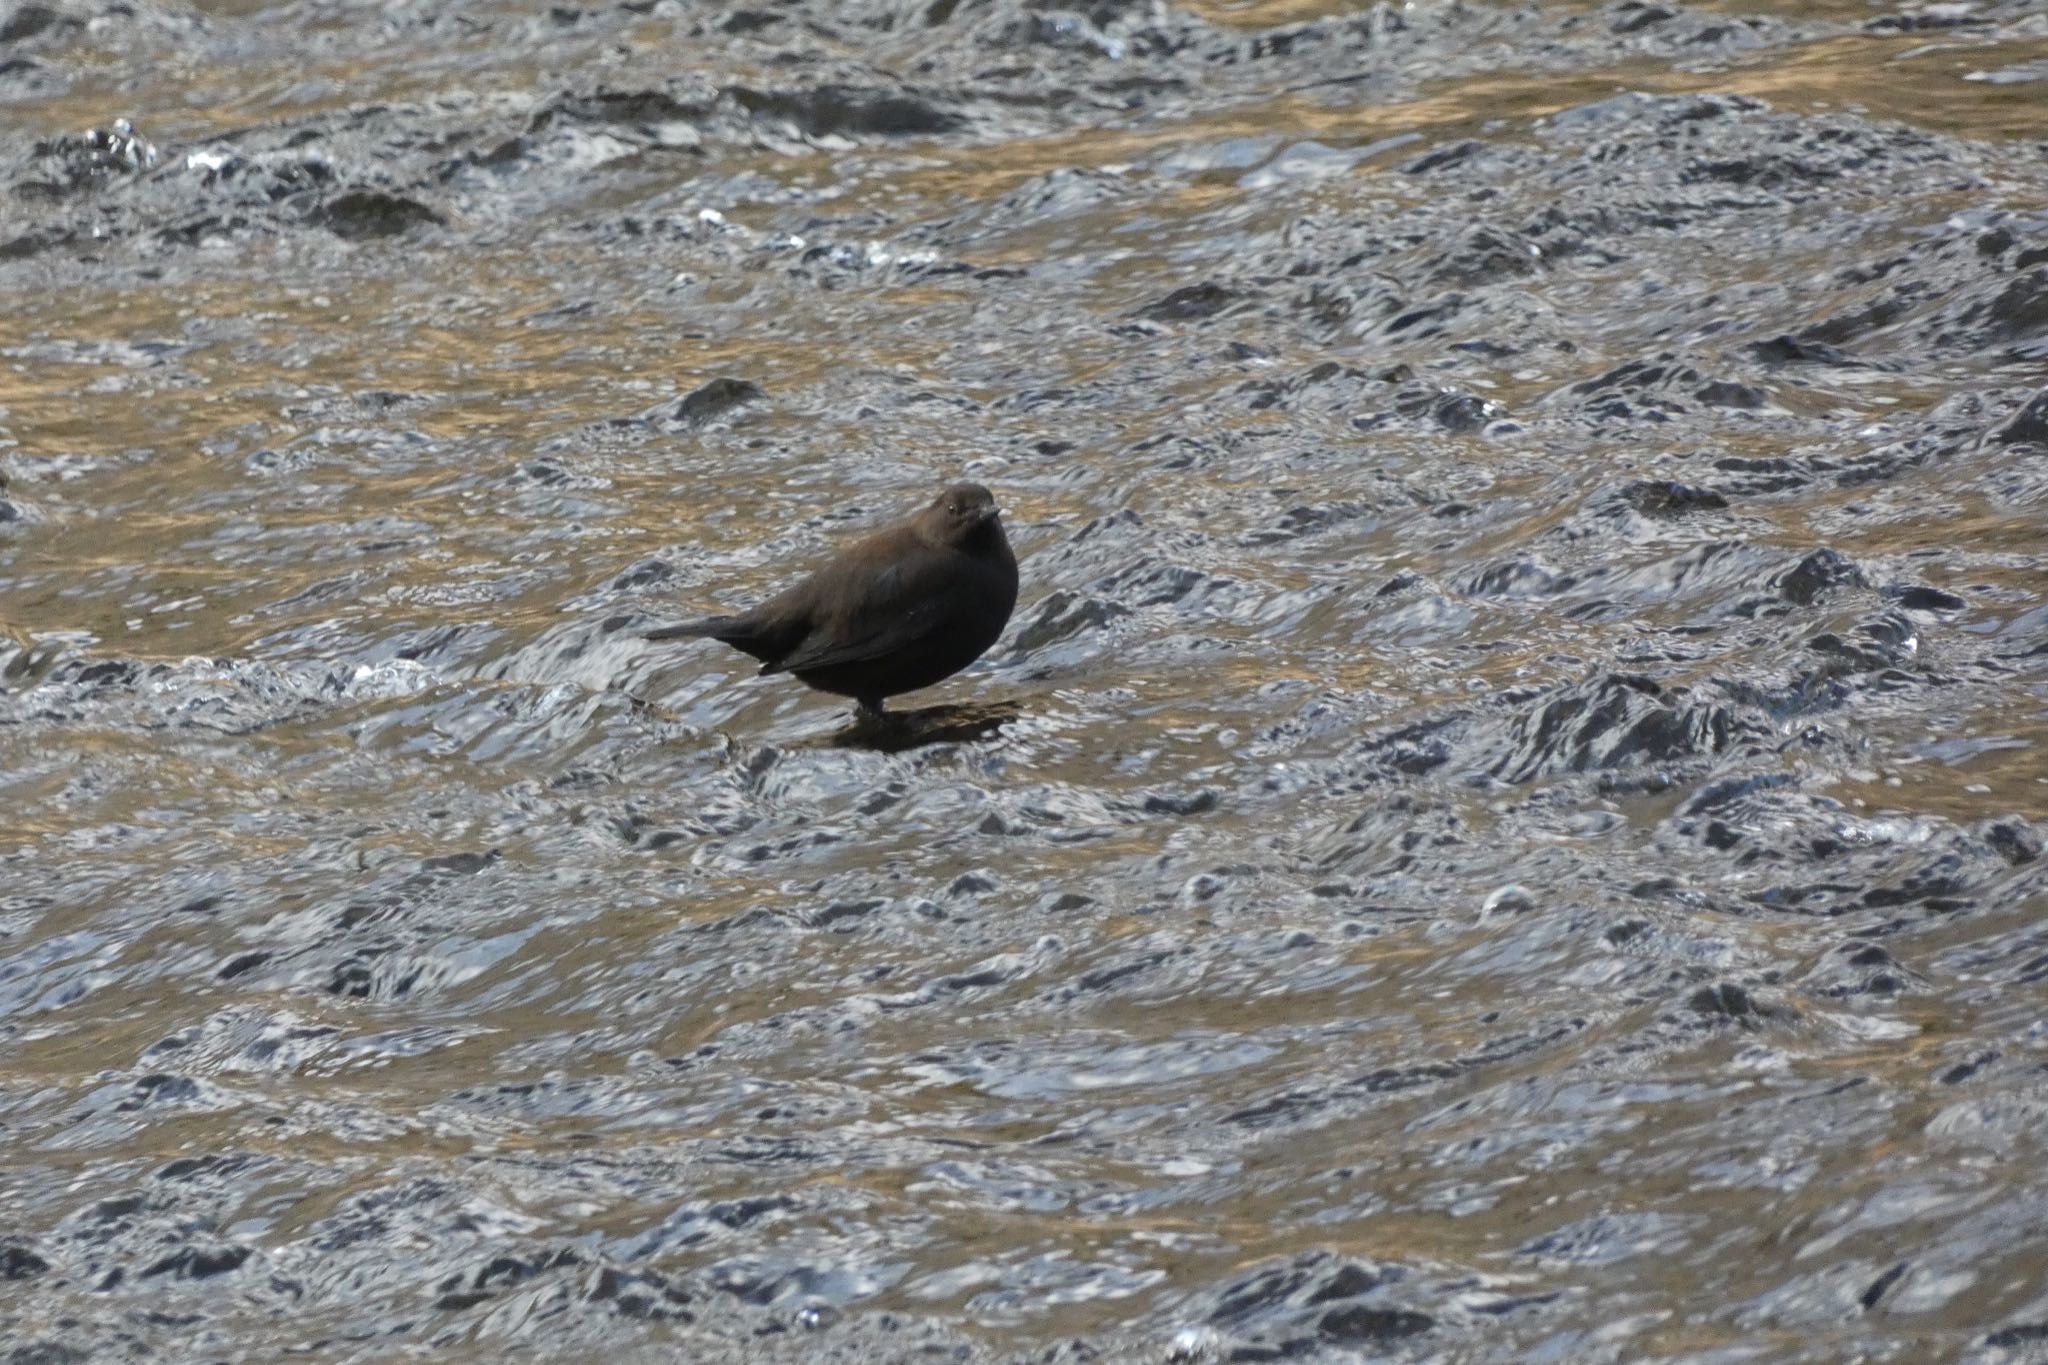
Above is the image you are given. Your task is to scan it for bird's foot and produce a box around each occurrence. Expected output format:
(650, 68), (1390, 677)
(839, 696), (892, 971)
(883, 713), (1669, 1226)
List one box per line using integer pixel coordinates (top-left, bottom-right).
(828, 699), (1021, 752)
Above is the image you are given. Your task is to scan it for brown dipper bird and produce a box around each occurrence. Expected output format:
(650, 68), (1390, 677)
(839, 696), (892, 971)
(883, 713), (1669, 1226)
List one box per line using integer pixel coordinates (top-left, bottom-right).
(645, 482), (1018, 719)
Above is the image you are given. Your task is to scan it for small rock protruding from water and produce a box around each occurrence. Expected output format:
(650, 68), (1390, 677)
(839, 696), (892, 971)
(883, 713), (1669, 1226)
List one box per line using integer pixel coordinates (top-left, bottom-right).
(1137, 282), (1245, 322)
(1776, 548), (1866, 606)
(84, 117), (159, 173)
(1992, 387), (2048, 447)
(639, 376), (766, 429)
(1622, 478), (1729, 516)
(1481, 884), (1536, 917)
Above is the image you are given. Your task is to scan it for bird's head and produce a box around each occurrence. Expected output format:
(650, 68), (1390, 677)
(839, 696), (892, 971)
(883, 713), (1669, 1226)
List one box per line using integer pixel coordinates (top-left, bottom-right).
(922, 482), (1004, 545)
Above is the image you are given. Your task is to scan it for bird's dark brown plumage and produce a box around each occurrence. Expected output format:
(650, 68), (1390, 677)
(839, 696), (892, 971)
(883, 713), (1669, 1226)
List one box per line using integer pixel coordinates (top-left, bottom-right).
(645, 482), (1018, 718)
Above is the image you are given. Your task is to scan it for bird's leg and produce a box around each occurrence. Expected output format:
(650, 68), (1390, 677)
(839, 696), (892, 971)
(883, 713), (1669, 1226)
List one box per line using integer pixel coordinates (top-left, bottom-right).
(856, 696), (888, 726)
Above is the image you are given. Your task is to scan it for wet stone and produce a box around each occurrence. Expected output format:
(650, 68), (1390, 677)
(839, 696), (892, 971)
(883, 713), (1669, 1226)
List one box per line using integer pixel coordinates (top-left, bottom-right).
(311, 189), (442, 239)
(140, 1243), (251, 1279)
(1992, 386), (2048, 446)
(0, 3), (67, 41)
(1136, 283), (1247, 322)
(1985, 821), (2041, 866)
(1319, 1305), (1435, 1342)
(641, 376), (766, 429)
(1620, 479), (1730, 516)
(7, 1345), (87, 1365)
(729, 83), (964, 138)
(1776, 548), (1867, 606)
(1891, 584), (1965, 613)
(1808, 613), (1917, 672)
(0, 1241), (51, 1279)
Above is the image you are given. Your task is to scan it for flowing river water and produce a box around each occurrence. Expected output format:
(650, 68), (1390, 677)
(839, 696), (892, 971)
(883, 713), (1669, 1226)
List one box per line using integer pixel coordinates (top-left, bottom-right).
(4, 0), (2048, 1360)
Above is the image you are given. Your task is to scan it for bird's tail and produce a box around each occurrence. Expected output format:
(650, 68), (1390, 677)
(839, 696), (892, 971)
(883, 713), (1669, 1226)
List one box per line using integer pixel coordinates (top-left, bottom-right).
(645, 612), (792, 666)
(644, 616), (734, 643)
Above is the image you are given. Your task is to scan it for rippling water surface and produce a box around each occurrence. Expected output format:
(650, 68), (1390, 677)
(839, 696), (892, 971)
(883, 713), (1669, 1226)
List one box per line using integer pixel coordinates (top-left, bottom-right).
(5, 0), (2048, 1359)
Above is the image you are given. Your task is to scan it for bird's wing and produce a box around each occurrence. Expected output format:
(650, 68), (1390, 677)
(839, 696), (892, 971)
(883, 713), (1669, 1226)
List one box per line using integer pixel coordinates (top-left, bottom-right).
(759, 558), (951, 676)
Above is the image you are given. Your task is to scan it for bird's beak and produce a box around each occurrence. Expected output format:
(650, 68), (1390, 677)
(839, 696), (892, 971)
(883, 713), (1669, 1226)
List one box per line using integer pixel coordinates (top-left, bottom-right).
(977, 503), (1002, 524)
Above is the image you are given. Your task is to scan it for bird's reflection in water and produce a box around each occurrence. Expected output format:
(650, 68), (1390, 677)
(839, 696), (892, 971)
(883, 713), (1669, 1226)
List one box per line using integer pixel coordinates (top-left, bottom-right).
(824, 700), (1022, 752)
